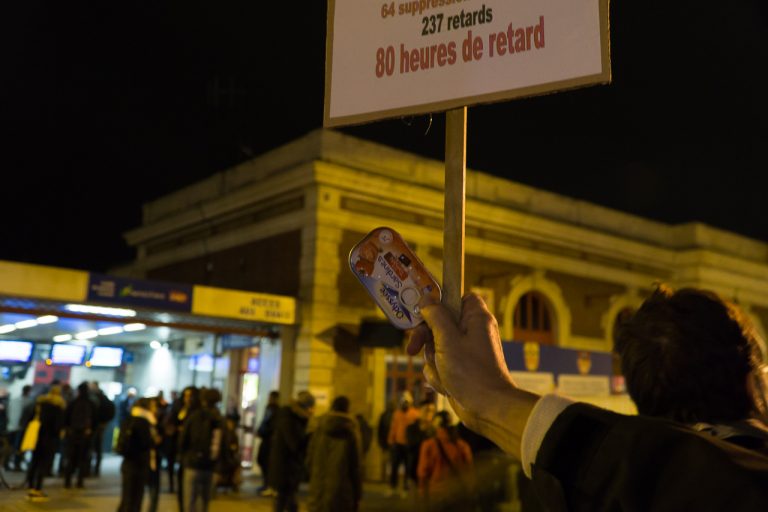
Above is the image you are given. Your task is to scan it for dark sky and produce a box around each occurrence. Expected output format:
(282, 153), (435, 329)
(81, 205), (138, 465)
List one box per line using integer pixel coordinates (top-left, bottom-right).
(2, 1), (767, 272)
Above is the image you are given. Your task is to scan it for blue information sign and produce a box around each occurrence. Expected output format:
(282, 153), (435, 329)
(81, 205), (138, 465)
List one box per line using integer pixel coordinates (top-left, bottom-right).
(87, 273), (193, 312)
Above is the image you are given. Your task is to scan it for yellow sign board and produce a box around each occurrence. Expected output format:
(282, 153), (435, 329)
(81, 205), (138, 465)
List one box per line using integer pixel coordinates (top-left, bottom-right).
(0, 260), (88, 302)
(192, 285), (296, 325)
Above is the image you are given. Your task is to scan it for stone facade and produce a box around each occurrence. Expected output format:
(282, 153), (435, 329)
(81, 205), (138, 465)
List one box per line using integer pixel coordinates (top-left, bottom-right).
(122, 129), (768, 475)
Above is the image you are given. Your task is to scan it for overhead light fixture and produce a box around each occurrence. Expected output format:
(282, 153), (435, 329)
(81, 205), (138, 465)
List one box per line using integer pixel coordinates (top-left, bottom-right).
(53, 334), (73, 342)
(123, 323), (146, 332)
(75, 330), (99, 340)
(149, 340), (162, 350)
(36, 315), (59, 325)
(97, 326), (124, 336)
(64, 304), (137, 317)
(14, 319), (38, 329)
(0, 324), (17, 334)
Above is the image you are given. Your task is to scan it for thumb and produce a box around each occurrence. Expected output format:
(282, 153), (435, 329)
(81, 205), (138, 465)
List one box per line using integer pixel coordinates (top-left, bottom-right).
(420, 302), (461, 344)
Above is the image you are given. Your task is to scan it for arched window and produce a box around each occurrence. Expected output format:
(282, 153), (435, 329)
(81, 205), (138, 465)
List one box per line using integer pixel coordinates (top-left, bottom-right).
(513, 291), (555, 345)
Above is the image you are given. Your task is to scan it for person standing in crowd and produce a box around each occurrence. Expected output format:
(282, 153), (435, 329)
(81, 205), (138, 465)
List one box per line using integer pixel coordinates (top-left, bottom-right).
(145, 397), (164, 512)
(63, 382), (95, 489)
(256, 390), (279, 497)
(25, 384), (66, 500)
(119, 388), (138, 424)
(214, 412), (241, 494)
(117, 397), (160, 512)
(55, 382), (74, 477)
(269, 390), (315, 512)
(406, 400), (436, 490)
(168, 386), (199, 504)
(89, 381), (115, 478)
(355, 413), (373, 457)
(179, 388), (223, 512)
(417, 411), (474, 511)
(306, 395), (362, 512)
(8, 385), (33, 472)
(387, 391), (420, 497)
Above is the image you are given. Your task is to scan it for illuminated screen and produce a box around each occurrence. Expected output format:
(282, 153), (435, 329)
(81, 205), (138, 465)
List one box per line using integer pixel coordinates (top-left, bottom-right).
(50, 344), (86, 366)
(0, 340), (34, 363)
(88, 346), (124, 368)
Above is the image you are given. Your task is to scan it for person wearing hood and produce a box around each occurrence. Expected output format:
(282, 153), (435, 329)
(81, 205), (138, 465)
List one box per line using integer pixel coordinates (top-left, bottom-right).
(268, 390), (315, 512)
(117, 397), (161, 512)
(306, 395), (362, 512)
(25, 384), (66, 500)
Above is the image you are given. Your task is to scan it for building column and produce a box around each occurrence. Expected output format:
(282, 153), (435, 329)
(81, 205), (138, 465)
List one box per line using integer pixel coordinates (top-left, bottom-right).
(294, 221), (343, 412)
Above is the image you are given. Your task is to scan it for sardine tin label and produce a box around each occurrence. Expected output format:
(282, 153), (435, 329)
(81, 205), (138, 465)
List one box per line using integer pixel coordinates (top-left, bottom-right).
(349, 227), (442, 329)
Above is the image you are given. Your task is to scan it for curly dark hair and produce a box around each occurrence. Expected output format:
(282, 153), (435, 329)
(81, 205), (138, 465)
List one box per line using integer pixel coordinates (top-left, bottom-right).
(615, 286), (763, 424)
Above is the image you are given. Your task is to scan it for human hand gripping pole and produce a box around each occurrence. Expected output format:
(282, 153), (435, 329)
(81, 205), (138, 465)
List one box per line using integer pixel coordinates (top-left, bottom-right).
(406, 293), (540, 460)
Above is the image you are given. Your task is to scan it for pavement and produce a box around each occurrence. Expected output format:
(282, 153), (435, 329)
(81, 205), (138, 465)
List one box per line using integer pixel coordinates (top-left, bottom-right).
(0, 456), (440, 512)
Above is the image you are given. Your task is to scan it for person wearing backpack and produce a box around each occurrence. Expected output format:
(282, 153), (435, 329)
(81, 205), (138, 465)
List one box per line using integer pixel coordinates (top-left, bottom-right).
(63, 382), (96, 489)
(117, 397), (160, 512)
(178, 388), (223, 512)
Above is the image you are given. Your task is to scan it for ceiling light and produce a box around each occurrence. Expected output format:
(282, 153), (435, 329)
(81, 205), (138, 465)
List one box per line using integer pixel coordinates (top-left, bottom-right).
(75, 330), (99, 340)
(123, 323), (146, 332)
(64, 304), (136, 317)
(0, 324), (17, 334)
(53, 334), (73, 342)
(14, 319), (38, 329)
(149, 340), (162, 350)
(36, 315), (59, 325)
(97, 326), (124, 336)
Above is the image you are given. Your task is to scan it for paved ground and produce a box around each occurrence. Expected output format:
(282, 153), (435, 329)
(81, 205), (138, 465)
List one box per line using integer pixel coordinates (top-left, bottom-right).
(0, 456), (448, 512)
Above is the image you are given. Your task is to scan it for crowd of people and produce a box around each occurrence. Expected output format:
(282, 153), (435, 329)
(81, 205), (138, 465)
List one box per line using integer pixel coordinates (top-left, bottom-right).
(0, 380), (116, 499)
(0, 283), (766, 510)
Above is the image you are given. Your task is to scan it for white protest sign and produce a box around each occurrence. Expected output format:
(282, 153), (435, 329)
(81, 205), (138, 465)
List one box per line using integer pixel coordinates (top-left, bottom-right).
(324, 0), (610, 127)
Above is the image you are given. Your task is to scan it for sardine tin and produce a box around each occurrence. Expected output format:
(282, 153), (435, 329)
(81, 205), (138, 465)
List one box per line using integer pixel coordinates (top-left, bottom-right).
(349, 227), (442, 329)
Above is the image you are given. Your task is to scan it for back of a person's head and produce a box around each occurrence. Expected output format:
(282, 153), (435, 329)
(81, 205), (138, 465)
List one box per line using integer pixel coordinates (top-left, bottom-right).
(202, 388), (222, 408)
(615, 286), (763, 423)
(331, 395), (350, 413)
(77, 382), (89, 397)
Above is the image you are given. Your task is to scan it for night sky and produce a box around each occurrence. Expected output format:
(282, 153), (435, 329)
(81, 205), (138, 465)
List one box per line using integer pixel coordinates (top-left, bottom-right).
(2, 1), (767, 272)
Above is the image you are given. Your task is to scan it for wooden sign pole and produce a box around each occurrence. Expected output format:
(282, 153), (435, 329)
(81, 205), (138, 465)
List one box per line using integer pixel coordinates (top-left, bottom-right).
(443, 107), (467, 322)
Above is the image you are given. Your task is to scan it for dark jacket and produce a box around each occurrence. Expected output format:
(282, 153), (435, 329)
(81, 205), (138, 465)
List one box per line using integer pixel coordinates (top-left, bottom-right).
(66, 394), (95, 432)
(257, 402), (279, 468)
(530, 403), (768, 511)
(118, 412), (154, 468)
(36, 393), (66, 442)
(178, 406), (223, 471)
(307, 411), (362, 512)
(268, 403), (311, 489)
(95, 391), (116, 425)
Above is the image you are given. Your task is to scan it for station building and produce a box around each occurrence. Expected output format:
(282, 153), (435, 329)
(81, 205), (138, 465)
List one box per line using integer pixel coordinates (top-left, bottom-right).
(118, 129), (768, 476)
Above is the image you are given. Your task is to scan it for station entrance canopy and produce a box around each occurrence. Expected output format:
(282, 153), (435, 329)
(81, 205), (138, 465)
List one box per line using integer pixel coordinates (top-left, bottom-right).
(0, 260), (296, 348)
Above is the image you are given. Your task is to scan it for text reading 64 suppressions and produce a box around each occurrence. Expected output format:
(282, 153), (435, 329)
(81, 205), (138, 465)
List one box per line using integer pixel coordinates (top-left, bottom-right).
(374, 16), (545, 78)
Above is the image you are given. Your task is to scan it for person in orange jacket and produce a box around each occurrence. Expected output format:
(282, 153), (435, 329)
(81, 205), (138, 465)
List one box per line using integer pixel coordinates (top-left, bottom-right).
(386, 391), (420, 497)
(417, 411), (474, 511)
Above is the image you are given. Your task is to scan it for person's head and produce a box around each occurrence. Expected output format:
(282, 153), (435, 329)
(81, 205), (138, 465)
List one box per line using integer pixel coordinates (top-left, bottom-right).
(22, 385), (32, 396)
(433, 410), (459, 441)
(399, 391), (413, 410)
(202, 388), (222, 408)
(296, 391), (316, 414)
(419, 400), (436, 422)
(135, 397), (152, 412)
(331, 395), (350, 413)
(48, 384), (62, 397)
(268, 390), (280, 405)
(182, 386), (198, 408)
(77, 382), (89, 397)
(615, 285), (766, 424)
(127, 387), (137, 398)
